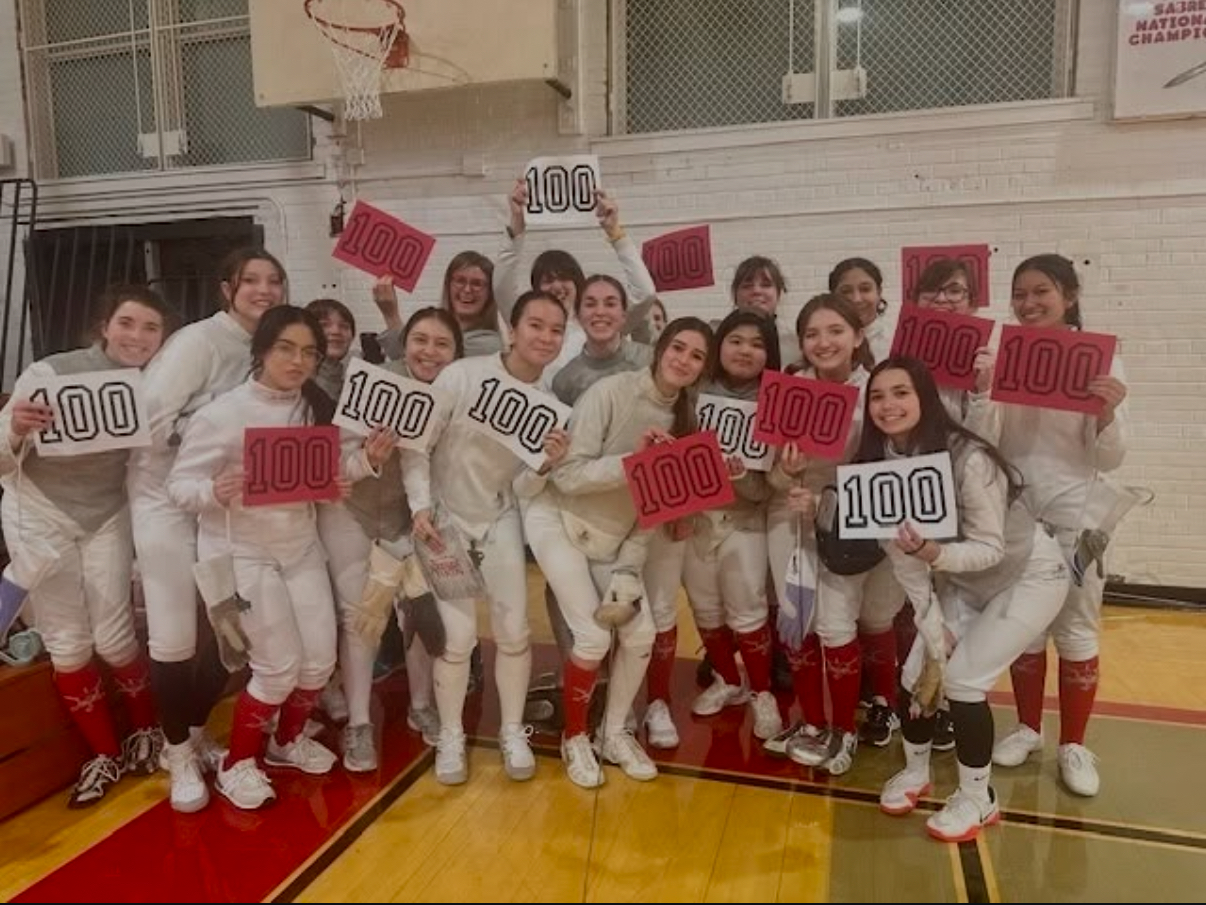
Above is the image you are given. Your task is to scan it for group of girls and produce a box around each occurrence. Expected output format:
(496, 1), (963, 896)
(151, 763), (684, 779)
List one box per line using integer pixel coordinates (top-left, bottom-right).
(0, 166), (1128, 832)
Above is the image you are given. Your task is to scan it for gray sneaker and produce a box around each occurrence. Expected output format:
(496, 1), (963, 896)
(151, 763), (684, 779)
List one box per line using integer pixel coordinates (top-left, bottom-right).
(342, 722), (378, 773)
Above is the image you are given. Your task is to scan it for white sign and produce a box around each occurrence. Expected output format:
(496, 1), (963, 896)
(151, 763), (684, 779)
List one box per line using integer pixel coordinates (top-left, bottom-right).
(522, 155), (601, 227)
(695, 394), (772, 472)
(836, 452), (958, 541)
(462, 372), (571, 470)
(1114, 1), (1206, 120)
(334, 358), (446, 451)
(30, 369), (150, 457)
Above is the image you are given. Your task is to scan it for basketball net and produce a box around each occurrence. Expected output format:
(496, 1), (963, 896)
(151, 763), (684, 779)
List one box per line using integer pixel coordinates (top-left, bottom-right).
(305, 0), (406, 121)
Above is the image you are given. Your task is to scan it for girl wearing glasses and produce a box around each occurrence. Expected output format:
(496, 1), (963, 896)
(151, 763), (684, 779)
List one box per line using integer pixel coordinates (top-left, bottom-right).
(168, 306), (350, 810)
(129, 247), (286, 813)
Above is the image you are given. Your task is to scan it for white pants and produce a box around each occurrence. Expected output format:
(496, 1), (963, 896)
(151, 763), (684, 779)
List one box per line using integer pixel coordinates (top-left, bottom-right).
(683, 520), (768, 634)
(318, 504), (374, 632)
(815, 557), (902, 649)
(942, 527), (1070, 702)
(199, 531), (338, 706)
(525, 494), (655, 662)
(1025, 525), (1106, 661)
(439, 506), (530, 662)
(131, 488), (200, 663)
(1, 491), (137, 671)
(643, 528), (685, 634)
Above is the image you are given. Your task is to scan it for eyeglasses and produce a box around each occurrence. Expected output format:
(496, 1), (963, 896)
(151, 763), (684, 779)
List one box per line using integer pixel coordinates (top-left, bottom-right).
(918, 283), (970, 303)
(270, 340), (322, 363)
(450, 276), (489, 292)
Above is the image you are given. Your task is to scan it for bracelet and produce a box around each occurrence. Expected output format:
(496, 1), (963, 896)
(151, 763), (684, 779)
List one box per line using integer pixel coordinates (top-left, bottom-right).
(906, 540), (928, 557)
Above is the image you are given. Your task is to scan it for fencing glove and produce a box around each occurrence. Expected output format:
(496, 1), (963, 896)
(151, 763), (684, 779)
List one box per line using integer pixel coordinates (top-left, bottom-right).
(193, 553), (252, 673)
(595, 568), (643, 629)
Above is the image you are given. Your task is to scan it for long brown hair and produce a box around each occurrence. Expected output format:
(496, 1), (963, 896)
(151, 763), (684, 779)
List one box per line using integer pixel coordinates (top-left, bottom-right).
(650, 316), (713, 438)
(792, 293), (874, 375)
(218, 247), (288, 311)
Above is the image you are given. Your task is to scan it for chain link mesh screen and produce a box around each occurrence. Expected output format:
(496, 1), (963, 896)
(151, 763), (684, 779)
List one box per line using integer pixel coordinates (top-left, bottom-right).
(622, 0), (1069, 135)
(20, 0), (310, 180)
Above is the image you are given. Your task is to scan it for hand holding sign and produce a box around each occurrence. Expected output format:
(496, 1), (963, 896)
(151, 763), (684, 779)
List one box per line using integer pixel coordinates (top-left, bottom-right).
(642, 225), (715, 292)
(522, 155), (601, 227)
(696, 394), (771, 472)
(333, 200), (436, 293)
(463, 373), (571, 470)
(890, 306), (996, 392)
(30, 369), (150, 457)
(836, 452), (958, 540)
(991, 325), (1116, 415)
(752, 370), (859, 460)
(624, 431), (735, 529)
(243, 426), (341, 507)
(334, 358), (445, 451)
(901, 244), (991, 307)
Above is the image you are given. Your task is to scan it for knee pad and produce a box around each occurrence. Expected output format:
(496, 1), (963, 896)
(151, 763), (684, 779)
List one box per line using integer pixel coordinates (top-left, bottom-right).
(572, 624), (613, 663)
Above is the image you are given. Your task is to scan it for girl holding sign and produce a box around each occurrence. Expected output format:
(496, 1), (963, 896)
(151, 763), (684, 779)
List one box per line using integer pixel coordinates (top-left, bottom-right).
(494, 179), (658, 379)
(830, 257), (892, 366)
(0, 285), (176, 807)
(524, 317), (712, 787)
(320, 307), (464, 772)
(991, 255), (1130, 798)
(684, 309), (783, 742)
(168, 306), (348, 810)
(130, 247), (286, 813)
(402, 290), (569, 786)
(767, 295), (902, 775)
(859, 357), (1070, 842)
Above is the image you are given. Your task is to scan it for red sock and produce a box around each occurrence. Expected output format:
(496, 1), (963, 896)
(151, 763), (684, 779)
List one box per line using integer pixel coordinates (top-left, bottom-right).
(646, 628), (677, 705)
(786, 632), (825, 728)
(823, 640), (862, 733)
(735, 624), (773, 693)
(109, 655), (158, 731)
(224, 690), (276, 767)
(1058, 656), (1099, 745)
(893, 601), (917, 665)
(1010, 650), (1048, 732)
(55, 663), (120, 758)
(562, 660), (598, 739)
(275, 687), (322, 746)
(860, 629), (898, 708)
(698, 626), (741, 687)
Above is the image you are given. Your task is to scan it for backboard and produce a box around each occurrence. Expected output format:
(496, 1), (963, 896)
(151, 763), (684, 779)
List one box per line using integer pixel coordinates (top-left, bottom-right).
(250, 0), (559, 109)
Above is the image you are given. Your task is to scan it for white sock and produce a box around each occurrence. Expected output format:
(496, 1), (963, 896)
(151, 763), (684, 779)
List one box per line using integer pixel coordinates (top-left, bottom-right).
(903, 738), (933, 776)
(340, 631), (378, 727)
(406, 639), (435, 710)
(603, 644), (651, 738)
(433, 655), (470, 735)
(493, 646), (532, 727)
(957, 760), (992, 802)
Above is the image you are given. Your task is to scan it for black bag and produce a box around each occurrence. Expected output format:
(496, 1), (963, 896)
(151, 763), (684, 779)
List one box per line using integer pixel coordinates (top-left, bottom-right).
(814, 485), (886, 576)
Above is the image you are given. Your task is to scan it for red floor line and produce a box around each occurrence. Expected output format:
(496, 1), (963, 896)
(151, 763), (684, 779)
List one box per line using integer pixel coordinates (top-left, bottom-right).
(986, 690), (1206, 727)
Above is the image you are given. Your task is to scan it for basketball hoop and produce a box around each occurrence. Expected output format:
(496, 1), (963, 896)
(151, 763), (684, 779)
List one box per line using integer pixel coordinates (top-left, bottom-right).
(305, 0), (408, 121)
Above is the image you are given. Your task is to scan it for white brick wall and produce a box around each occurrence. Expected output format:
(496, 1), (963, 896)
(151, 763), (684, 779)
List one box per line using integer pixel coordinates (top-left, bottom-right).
(3, 0), (1205, 586)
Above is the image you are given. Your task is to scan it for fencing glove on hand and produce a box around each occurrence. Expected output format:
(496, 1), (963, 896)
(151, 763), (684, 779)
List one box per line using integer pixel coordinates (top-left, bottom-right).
(349, 542), (407, 646)
(594, 568), (643, 629)
(397, 553), (445, 658)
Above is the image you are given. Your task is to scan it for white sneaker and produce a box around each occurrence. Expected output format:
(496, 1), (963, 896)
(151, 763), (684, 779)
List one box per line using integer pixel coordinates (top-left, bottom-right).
(190, 727), (227, 775)
(880, 768), (932, 815)
(763, 722), (806, 757)
(1058, 743), (1100, 797)
(499, 723), (536, 781)
(750, 691), (784, 741)
(162, 740), (209, 813)
(692, 674), (750, 716)
(786, 725), (831, 767)
(824, 730), (858, 776)
(435, 727), (467, 785)
(561, 733), (604, 789)
(406, 706), (440, 746)
(600, 729), (658, 781)
(992, 724), (1044, 767)
(216, 757), (276, 811)
(926, 788), (999, 843)
(342, 723), (378, 773)
(264, 736), (337, 775)
(643, 700), (680, 749)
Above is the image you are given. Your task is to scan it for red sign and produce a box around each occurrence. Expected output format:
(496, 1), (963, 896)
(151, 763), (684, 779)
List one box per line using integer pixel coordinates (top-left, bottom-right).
(641, 224), (715, 292)
(889, 306), (996, 392)
(752, 370), (859, 460)
(991, 326), (1117, 415)
(624, 431), (735, 529)
(333, 200), (436, 293)
(901, 244), (991, 307)
(243, 426), (341, 507)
